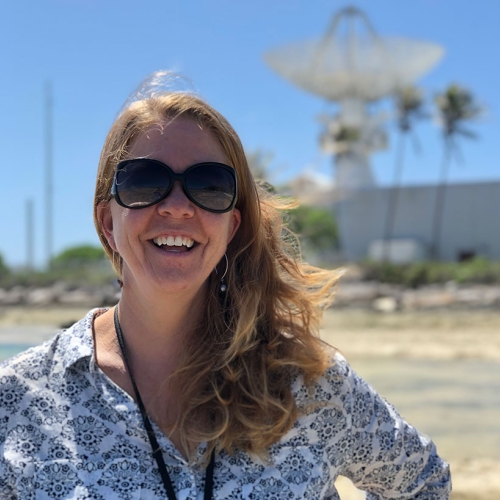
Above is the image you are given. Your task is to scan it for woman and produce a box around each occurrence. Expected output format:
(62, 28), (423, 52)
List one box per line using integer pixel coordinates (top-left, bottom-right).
(0, 74), (451, 499)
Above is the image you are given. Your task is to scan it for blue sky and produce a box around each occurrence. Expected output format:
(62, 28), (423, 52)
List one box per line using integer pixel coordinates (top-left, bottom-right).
(1, 0), (499, 268)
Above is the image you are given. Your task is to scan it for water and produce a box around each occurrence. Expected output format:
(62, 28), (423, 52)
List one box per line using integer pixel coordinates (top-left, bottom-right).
(0, 343), (36, 362)
(0, 325), (58, 362)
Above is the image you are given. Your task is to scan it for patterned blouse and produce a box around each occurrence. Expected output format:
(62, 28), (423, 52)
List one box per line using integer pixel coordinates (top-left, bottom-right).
(0, 309), (451, 500)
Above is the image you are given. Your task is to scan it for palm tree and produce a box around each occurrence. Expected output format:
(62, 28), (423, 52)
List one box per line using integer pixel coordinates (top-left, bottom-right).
(382, 85), (426, 262)
(431, 84), (482, 260)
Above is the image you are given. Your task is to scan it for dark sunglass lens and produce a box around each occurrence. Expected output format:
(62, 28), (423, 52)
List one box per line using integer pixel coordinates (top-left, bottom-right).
(116, 161), (170, 207)
(186, 165), (236, 211)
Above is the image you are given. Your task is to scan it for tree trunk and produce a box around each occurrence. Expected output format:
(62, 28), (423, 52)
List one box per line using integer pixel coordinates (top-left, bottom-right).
(382, 132), (406, 262)
(430, 144), (452, 260)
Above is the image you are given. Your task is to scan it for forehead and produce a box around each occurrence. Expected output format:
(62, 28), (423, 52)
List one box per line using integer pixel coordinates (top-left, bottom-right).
(128, 117), (228, 170)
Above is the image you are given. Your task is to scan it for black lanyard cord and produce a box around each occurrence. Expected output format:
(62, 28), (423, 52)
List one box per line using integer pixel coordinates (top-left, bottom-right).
(114, 307), (215, 500)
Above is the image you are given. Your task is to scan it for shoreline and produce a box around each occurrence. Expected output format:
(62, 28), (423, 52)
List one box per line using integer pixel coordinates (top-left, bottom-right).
(2, 306), (500, 362)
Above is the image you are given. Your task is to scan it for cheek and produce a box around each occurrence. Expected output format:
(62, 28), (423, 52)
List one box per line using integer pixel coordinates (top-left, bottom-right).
(202, 214), (235, 247)
(111, 208), (148, 247)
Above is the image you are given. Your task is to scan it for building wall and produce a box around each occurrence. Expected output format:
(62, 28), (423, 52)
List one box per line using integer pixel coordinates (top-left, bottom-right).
(336, 181), (500, 261)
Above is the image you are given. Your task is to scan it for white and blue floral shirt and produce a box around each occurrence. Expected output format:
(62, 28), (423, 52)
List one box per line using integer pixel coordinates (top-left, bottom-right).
(0, 309), (451, 499)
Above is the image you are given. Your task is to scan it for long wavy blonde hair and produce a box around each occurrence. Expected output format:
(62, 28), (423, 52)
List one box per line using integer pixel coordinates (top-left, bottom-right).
(94, 91), (340, 461)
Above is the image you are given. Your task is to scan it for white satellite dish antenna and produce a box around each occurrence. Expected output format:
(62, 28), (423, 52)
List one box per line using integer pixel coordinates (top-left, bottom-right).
(265, 6), (444, 190)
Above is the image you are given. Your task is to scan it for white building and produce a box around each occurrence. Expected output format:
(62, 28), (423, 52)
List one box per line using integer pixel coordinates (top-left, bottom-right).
(335, 180), (500, 262)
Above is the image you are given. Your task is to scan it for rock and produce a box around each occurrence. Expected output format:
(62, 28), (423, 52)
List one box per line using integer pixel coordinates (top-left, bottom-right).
(25, 288), (57, 306)
(51, 281), (71, 295)
(373, 296), (398, 313)
(0, 286), (27, 305)
(57, 289), (104, 307)
(402, 287), (456, 310)
(335, 282), (379, 306)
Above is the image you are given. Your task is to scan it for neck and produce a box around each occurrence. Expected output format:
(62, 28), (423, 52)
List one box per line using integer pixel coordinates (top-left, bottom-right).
(117, 282), (206, 369)
(94, 280), (207, 388)
(93, 280), (208, 446)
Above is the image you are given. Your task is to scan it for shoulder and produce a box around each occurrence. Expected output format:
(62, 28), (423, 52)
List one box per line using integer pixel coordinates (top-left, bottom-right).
(293, 347), (369, 409)
(0, 309), (105, 419)
(292, 347), (409, 445)
(299, 350), (451, 498)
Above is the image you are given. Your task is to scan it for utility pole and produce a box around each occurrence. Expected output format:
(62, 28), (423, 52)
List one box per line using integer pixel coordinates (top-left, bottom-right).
(26, 199), (34, 270)
(45, 81), (53, 268)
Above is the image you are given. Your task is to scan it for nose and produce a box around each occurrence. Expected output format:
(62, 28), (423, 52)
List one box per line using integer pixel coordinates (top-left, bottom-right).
(156, 181), (195, 218)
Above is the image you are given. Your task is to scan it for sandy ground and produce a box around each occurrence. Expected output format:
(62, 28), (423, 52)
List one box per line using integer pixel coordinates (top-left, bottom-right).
(0, 306), (91, 337)
(1, 305), (499, 500)
(320, 309), (500, 500)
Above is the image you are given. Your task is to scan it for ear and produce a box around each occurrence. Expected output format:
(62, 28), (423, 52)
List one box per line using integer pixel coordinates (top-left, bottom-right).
(97, 201), (117, 251)
(227, 208), (241, 244)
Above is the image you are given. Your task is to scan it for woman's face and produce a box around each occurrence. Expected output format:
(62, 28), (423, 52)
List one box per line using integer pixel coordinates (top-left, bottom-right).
(99, 117), (241, 298)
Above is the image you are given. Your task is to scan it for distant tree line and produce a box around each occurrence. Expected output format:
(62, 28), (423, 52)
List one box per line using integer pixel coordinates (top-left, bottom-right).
(363, 257), (500, 288)
(0, 246), (115, 288)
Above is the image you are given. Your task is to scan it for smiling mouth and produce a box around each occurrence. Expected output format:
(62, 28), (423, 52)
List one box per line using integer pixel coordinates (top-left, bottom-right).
(152, 236), (196, 252)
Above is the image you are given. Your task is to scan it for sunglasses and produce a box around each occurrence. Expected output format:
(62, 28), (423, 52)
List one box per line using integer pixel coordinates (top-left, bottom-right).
(111, 158), (238, 213)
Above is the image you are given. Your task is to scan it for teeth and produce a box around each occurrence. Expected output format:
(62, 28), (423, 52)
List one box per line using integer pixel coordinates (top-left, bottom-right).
(153, 236), (195, 248)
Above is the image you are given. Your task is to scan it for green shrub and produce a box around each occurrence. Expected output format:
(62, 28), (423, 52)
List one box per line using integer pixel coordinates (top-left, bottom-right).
(0, 245), (115, 288)
(361, 258), (500, 287)
(287, 205), (339, 252)
(0, 253), (9, 278)
(50, 245), (106, 269)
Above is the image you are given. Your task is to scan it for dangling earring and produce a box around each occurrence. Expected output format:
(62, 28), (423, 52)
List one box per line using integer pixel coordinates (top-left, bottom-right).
(217, 253), (229, 293)
(112, 250), (123, 288)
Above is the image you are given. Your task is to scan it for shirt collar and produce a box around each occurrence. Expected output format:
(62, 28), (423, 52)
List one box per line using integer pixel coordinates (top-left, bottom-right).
(56, 307), (108, 371)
